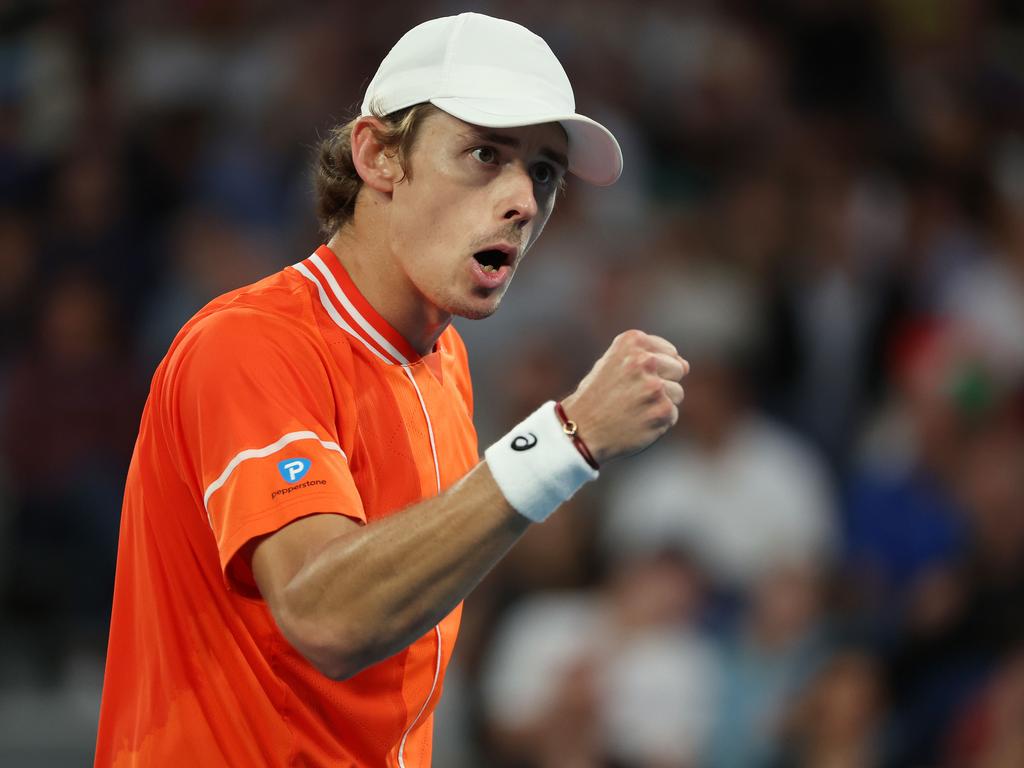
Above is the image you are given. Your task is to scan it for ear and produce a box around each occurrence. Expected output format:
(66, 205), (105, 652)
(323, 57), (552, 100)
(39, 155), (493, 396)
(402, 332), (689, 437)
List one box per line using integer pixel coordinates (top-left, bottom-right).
(351, 117), (402, 194)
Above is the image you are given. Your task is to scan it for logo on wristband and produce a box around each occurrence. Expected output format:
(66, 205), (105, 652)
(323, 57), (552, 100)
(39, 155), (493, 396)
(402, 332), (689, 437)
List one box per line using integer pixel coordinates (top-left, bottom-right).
(511, 433), (538, 451)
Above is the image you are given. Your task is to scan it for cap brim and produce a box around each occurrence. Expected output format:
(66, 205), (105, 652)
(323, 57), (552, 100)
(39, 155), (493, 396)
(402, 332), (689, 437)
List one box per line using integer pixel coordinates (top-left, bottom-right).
(429, 97), (623, 186)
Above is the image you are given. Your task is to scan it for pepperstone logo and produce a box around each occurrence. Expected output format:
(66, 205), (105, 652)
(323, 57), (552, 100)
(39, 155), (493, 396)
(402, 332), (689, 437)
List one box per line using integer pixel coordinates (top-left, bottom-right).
(278, 458), (311, 483)
(271, 478), (327, 500)
(273, 458), (323, 500)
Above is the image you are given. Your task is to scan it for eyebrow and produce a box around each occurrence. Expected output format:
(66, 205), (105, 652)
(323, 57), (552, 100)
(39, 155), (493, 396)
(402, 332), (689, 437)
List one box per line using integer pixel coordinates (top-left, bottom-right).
(470, 130), (569, 170)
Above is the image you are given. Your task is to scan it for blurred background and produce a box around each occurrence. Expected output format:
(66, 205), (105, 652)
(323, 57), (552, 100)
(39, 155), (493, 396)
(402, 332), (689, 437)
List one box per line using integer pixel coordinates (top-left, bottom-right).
(2, 0), (1024, 765)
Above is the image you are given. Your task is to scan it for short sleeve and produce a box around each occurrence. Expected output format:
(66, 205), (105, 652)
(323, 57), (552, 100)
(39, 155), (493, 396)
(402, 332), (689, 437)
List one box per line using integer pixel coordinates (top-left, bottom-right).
(170, 307), (365, 590)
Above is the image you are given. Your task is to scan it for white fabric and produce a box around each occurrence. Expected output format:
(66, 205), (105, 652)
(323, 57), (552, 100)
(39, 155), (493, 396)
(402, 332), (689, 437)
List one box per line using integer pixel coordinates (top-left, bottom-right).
(361, 12), (623, 186)
(485, 401), (598, 523)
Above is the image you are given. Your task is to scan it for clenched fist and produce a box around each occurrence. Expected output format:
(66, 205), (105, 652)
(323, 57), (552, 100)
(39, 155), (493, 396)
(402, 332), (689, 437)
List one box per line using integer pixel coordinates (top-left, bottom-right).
(560, 330), (689, 465)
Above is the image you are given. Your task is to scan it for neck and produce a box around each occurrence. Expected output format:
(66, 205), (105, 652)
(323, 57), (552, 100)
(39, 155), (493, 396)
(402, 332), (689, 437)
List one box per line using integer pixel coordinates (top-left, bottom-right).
(327, 223), (450, 357)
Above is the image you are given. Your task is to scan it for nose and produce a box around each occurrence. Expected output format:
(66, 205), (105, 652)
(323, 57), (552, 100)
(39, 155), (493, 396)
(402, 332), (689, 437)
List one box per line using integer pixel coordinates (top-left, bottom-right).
(499, 165), (539, 226)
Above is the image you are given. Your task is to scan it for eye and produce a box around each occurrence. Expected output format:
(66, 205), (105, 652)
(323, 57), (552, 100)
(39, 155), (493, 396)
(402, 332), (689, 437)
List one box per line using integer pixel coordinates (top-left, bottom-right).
(531, 162), (557, 186)
(471, 146), (499, 165)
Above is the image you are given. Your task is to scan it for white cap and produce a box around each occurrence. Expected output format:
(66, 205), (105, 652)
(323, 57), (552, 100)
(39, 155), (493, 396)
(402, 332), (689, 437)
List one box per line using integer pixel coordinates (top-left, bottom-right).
(361, 13), (623, 186)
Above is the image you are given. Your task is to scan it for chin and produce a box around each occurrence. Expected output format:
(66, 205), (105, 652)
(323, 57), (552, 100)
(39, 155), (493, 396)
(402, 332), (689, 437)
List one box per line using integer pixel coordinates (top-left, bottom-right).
(452, 302), (500, 321)
(442, 283), (508, 321)
(448, 293), (503, 321)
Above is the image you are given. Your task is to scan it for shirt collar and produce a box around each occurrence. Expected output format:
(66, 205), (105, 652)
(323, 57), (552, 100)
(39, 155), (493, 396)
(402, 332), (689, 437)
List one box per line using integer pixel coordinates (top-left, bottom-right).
(292, 245), (423, 366)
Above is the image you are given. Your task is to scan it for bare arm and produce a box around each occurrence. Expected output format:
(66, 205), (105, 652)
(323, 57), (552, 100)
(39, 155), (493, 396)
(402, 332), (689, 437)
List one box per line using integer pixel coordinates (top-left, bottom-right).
(252, 464), (526, 679)
(252, 330), (688, 680)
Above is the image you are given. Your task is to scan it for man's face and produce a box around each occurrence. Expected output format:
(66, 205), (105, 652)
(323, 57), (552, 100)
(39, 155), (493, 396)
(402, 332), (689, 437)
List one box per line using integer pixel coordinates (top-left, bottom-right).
(386, 110), (568, 320)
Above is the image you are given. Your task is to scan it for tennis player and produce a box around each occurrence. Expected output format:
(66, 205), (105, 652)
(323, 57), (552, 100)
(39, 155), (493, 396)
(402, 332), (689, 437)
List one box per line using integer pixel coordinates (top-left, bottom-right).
(95, 12), (687, 767)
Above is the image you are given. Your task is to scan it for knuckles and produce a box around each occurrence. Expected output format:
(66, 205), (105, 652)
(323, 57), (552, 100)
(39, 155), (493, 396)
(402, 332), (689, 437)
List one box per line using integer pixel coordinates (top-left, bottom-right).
(665, 381), (686, 404)
(669, 404), (680, 426)
(617, 329), (646, 345)
(594, 330), (689, 448)
(622, 351), (658, 376)
(644, 378), (664, 398)
(614, 329), (647, 353)
(641, 404), (677, 433)
(654, 401), (676, 423)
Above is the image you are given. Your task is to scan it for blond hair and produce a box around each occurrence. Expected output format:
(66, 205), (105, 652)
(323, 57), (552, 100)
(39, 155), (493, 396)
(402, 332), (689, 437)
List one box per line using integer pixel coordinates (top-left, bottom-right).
(313, 103), (437, 237)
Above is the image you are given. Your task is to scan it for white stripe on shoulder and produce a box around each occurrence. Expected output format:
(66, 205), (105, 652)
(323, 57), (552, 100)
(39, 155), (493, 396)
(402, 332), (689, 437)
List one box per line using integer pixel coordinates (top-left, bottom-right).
(292, 260), (395, 365)
(309, 252), (411, 365)
(203, 429), (348, 517)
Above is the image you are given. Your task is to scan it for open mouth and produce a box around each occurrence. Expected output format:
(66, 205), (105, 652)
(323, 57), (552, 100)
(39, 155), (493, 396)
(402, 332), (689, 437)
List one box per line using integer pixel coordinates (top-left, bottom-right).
(472, 249), (512, 273)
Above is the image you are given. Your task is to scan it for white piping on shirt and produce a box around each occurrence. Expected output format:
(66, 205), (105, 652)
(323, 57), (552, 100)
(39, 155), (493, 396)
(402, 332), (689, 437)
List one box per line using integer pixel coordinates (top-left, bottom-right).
(397, 626), (443, 768)
(309, 252), (411, 366)
(295, 251), (446, 764)
(202, 430), (347, 524)
(292, 261), (396, 365)
(397, 365), (443, 767)
(402, 367), (441, 496)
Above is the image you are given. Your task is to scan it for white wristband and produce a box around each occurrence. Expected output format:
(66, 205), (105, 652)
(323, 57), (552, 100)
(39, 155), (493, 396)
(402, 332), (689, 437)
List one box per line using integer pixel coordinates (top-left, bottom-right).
(484, 401), (599, 523)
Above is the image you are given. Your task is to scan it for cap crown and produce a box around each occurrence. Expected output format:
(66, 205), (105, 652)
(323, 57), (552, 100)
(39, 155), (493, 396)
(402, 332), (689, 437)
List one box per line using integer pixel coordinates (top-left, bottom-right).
(360, 12), (623, 186)
(362, 13), (576, 118)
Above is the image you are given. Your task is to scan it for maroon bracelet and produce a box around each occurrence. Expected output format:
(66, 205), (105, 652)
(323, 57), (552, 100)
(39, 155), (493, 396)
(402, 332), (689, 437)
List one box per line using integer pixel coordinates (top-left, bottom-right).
(554, 401), (600, 470)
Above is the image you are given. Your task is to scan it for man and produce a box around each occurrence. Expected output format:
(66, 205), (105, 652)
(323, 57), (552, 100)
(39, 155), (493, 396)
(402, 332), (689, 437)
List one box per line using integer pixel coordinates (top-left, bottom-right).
(95, 12), (687, 767)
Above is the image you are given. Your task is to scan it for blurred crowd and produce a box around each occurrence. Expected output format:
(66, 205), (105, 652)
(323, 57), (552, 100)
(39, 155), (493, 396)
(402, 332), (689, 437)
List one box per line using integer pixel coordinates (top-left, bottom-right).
(2, 0), (1024, 765)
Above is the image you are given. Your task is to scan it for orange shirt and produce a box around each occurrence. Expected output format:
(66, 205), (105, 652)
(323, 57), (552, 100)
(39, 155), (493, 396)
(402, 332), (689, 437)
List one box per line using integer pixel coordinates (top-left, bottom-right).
(95, 245), (478, 767)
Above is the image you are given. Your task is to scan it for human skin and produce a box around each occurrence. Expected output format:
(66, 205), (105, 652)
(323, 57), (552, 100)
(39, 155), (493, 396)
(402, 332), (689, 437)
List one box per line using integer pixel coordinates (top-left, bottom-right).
(251, 110), (689, 680)
(328, 109), (567, 355)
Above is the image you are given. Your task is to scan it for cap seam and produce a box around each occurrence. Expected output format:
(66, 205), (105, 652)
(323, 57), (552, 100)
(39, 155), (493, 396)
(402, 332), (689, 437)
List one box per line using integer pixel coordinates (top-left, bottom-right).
(440, 13), (469, 100)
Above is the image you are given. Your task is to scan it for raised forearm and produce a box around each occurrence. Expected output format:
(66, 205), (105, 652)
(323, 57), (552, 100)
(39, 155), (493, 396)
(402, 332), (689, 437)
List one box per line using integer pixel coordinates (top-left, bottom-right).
(281, 462), (529, 678)
(264, 331), (688, 680)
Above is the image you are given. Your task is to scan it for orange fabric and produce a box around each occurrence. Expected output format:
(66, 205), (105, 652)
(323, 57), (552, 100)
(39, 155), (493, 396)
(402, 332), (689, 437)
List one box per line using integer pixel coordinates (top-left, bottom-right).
(95, 246), (478, 767)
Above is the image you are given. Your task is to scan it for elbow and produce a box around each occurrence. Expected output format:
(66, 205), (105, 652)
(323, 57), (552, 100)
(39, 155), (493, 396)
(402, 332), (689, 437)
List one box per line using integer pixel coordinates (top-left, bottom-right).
(311, 654), (364, 683)
(275, 603), (373, 681)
